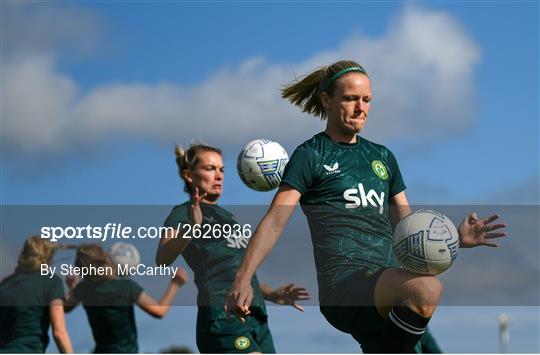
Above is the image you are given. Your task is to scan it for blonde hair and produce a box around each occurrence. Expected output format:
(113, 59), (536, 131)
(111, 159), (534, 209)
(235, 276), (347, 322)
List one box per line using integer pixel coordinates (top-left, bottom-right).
(174, 143), (222, 194)
(16, 236), (58, 272)
(75, 244), (115, 280)
(281, 60), (368, 120)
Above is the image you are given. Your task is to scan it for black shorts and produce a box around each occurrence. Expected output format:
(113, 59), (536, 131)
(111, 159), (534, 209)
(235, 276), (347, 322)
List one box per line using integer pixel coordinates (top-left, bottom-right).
(320, 268), (387, 352)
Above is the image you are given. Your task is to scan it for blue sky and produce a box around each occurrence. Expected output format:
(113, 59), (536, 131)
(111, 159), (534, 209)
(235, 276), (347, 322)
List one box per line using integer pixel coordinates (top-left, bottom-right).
(2, 1), (538, 205)
(1, 1), (539, 353)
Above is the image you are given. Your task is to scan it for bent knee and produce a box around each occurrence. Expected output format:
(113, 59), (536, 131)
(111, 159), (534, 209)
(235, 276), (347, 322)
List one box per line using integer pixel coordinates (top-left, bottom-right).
(402, 277), (442, 318)
(423, 276), (443, 296)
(408, 276), (443, 303)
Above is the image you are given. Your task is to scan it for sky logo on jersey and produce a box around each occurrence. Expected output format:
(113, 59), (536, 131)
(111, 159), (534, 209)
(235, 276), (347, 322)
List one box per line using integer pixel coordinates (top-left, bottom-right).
(343, 183), (385, 214)
(323, 162), (341, 175)
(226, 234), (250, 249)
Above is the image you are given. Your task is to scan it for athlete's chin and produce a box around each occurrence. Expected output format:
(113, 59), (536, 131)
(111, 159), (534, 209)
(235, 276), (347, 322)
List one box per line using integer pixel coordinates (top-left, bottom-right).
(346, 123), (365, 133)
(345, 119), (366, 133)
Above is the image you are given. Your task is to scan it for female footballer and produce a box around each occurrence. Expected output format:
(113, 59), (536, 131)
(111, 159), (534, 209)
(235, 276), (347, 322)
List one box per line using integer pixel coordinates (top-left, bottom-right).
(64, 244), (188, 353)
(0, 236), (73, 353)
(226, 60), (507, 353)
(155, 144), (311, 353)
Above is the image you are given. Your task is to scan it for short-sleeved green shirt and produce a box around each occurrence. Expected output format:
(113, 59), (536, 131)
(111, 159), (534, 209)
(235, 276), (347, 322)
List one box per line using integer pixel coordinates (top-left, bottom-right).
(0, 271), (65, 353)
(281, 132), (406, 300)
(163, 202), (268, 324)
(74, 278), (143, 353)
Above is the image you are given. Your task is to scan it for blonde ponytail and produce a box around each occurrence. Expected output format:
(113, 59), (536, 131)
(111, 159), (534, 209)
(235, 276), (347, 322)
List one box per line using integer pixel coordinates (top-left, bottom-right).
(281, 60), (368, 120)
(16, 236), (57, 272)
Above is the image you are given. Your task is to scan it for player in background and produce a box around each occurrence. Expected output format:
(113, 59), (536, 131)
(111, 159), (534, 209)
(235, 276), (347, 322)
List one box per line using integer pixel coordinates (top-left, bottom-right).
(0, 236), (73, 353)
(64, 244), (188, 353)
(155, 144), (311, 353)
(226, 60), (507, 353)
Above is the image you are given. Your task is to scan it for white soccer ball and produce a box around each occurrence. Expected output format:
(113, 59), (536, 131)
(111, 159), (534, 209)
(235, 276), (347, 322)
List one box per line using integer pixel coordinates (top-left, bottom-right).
(237, 139), (289, 191)
(393, 210), (459, 275)
(108, 242), (140, 268)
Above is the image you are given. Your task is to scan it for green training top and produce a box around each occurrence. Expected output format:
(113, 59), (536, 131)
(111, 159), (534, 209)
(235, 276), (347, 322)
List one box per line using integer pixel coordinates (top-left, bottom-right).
(163, 202), (267, 315)
(281, 132), (406, 301)
(0, 271), (65, 353)
(74, 278), (143, 353)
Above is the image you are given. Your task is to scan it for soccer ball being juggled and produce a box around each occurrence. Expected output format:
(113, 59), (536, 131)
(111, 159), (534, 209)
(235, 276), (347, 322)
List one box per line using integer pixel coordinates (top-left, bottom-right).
(393, 210), (459, 275)
(108, 242), (141, 268)
(237, 139), (289, 191)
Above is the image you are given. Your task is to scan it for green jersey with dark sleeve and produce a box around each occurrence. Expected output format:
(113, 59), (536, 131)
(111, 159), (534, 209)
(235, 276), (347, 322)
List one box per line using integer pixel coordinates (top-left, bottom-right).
(73, 278), (143, 353)
(0, 271), (65, 353)
(281, 132), (406, 301)
(163, 203), (268, 321)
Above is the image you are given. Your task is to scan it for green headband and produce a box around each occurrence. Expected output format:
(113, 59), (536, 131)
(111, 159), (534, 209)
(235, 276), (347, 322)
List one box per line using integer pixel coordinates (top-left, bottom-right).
(321, 66), (367, 92)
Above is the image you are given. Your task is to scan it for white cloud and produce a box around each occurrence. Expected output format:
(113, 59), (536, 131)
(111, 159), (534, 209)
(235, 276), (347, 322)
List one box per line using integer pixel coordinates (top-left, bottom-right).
(2, 6), (480, 154)
(3, 54), (77, 151)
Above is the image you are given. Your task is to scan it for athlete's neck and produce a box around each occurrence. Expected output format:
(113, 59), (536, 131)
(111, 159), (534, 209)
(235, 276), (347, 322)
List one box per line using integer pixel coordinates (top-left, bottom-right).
(324, 128), (358, 144)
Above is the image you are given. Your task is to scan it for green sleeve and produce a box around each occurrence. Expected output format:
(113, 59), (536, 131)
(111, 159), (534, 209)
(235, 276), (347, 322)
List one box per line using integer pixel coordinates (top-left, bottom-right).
(163, 205), (189, 228)
(281, 146), (315, 194)
(126, 279), (144, 303)
(48, 275), (65, 302)
(387, 149), (406, 197)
